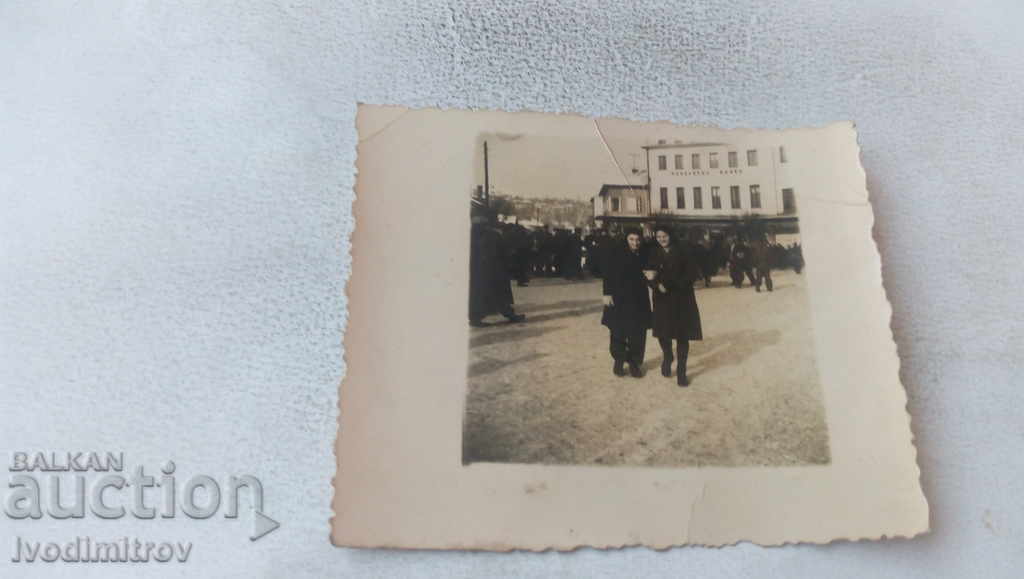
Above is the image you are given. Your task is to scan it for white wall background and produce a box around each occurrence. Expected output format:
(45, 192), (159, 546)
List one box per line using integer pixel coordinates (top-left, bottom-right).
(1, 1), (1022, 577)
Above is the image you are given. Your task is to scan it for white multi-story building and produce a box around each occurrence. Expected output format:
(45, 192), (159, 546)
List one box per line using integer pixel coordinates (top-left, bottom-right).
(645, 140), (797, 221)
(592, 140), (800, 240)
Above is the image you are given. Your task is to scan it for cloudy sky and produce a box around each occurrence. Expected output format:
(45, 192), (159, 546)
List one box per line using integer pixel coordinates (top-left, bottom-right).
(474, 133), (649, 201)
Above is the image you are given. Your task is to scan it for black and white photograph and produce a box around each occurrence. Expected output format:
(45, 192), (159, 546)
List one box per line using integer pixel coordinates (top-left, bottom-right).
(335, 106), (927, 550)
(464, 133), (828, 467)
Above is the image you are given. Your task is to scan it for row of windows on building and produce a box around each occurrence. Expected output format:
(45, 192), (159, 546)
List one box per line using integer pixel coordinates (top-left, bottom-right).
(658, 185), (761, 211)
(606, 186), (795, 214)
(656, 146), (787, 171)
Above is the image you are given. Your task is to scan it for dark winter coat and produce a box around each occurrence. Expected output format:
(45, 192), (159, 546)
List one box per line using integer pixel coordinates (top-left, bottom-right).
(600, 245), (652, 334)
(469, 224), (514, 317)
(752, 241), (772, 271)
(691, 242), (718, 278)
(729, 242), (753, 269)
(646, 244), (703, 340)
(561, 235), (583, 277)
(590, 235), (616, 278)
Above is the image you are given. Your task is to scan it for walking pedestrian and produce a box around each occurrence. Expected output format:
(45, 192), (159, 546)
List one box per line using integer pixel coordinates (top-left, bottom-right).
(691, 236), (716, 288)
(562, 231), (584, 280)
(469, 211), (526, 327)
(601, 229), (652, 378)
(728, 236), (756, 288)
(645, 226), (703, 387)
(503, 223), (531, 287)
(753, 237), (774, 292)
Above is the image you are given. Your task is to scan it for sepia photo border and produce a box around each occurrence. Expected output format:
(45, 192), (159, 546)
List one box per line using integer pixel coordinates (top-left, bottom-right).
(332, 105), (928, 550)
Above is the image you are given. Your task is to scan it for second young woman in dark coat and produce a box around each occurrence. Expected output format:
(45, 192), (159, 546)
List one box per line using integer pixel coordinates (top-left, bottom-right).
(644, 227), (703, 386)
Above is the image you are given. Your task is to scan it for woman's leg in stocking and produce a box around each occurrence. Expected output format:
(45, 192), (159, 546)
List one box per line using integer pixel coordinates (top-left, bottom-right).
(676, 340), (690, 386)
(658, 337), (674, 377)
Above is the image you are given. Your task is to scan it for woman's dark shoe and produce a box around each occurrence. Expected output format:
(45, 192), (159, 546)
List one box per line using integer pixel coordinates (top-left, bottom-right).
(613, 361), (627, 377)
(628, 364), (644, 378)
(677, 373), (689, 387)
(660, 360), (672, 377)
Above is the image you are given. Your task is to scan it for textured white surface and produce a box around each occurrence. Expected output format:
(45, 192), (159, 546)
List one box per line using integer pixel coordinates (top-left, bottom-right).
(1, 1), (1022, 577)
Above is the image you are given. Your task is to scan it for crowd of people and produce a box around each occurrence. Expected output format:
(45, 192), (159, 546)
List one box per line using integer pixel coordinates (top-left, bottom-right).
(496, 223), (586, 285)
(469, 211), (805, 387)
(469, 218), (589, 327)
(589, 229), (804, 288)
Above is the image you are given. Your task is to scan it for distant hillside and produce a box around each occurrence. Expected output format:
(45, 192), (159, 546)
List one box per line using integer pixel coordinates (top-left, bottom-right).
(489, 195), (595, 228)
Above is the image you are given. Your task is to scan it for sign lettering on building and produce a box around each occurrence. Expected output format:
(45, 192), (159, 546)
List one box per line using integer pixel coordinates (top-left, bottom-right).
(669, 169), (743, 177)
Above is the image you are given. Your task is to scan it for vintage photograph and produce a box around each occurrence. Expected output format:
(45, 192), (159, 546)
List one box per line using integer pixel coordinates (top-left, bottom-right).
(464, 133), (829, 467)
(334, 106), (927, 549)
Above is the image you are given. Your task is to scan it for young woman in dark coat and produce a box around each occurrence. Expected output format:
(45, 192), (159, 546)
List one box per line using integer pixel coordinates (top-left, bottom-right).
(644, 226), (703, 386)
(600, 229), (652, 378)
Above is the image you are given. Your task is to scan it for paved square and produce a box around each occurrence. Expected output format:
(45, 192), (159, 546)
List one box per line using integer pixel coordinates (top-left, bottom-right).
(464, 270), (830, 466)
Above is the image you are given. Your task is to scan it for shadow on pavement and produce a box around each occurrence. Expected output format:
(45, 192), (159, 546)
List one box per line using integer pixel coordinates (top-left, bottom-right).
(470, 325), (565, 349)
(524, 304), (604, 324)
(687, 329), (782, 380)
(516, 299), (599, 314)
(468, 301), (602, 347)
(639, 329), (782, 377)
(468, 352), (549, 378)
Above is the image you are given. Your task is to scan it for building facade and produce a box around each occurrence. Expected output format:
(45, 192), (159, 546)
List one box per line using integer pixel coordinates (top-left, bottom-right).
(592, 184), (650, 230)
(645, 140), (797, 225)
(592, 141), (800, 241)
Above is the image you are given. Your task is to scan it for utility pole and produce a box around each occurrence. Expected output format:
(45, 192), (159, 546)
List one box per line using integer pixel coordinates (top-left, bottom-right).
(483, 140), (490, 207)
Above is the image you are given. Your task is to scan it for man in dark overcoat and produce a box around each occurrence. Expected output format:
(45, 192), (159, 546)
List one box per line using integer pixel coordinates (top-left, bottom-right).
(690, 238), (716, 288)
(469, 212), (526, 326)
(561, 231), (584, 279)
(586, 231), (607, 278)
(728, 237), (756, 288)
(753, 237), (774, 292)
(601, 229), (651, 378)
(503, 223), (531, 287)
